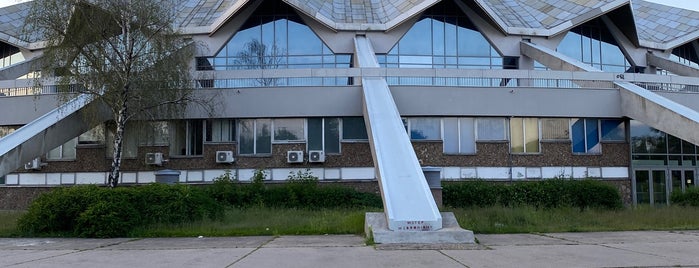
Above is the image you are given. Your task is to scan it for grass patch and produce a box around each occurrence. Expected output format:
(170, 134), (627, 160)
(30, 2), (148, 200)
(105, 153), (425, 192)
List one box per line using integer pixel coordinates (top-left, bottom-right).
(454, 205), (699, 234)
(0, 210), (25, 236)
(130, 207), (371, 237)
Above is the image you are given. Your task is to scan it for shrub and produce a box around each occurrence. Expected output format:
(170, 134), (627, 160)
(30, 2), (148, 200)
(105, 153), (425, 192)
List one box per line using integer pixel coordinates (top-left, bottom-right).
(443, 179), (622, 210)
(671, 187), (699, 206)
(18, 184), (221, 237)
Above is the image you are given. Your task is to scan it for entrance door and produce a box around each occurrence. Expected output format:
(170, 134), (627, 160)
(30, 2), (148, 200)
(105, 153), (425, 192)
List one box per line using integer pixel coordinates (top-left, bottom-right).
(670, 169), (696, 196)
(634, 169), (668, 205)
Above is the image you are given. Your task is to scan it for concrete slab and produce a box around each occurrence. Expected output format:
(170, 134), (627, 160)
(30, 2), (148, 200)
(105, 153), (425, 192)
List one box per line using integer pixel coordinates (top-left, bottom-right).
(603, 241), (699, 265)
(12, 248), (252, 268)
(476, 233), (573, 246)
(263, 235), (365, 248)
(0, 238), (131, 250)
(104, 236), (273, 250)
(443, 244), (676, 268)
(365, 212), (474, 244)
(234, 247), (463, 268)
(546, 231), (697, 244)
(0, 250), (77, 267)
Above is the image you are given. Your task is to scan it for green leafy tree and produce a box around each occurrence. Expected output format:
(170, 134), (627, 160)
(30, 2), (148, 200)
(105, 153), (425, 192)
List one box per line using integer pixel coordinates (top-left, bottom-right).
(24, 0), (210, 187)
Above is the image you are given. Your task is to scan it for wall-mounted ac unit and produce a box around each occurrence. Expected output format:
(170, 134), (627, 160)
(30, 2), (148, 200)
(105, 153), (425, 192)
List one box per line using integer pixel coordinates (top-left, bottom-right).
(308, 150), (325, 163)
(24, 158), (42, 170)
(216, 151), (235, 164)
(287, 151), (303, 163)
(145, 152), (164, 166)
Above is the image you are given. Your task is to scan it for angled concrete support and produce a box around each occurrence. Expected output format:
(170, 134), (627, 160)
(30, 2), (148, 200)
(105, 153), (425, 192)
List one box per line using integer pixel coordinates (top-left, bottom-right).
(520, 41), (601, 72)
(0, 94), (110, 178)
(647, 52), (699, 77)
(617, 82), (699, 146)
(354, 35), (442, 232)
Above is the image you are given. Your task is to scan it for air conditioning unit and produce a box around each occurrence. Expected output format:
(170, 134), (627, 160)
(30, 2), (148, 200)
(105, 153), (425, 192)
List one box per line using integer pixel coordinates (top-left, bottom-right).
(308, 150), (325, 163)
(287, 151), (303, 163)
(145, 152), (164, 166)
(216, 151), (235, 164)
(24, 158), (42, 170)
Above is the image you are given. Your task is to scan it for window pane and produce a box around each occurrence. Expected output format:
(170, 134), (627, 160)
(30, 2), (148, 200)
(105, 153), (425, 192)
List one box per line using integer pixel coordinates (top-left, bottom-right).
(410, 118), (440, 140)
(78, 125), (105, 145)
(142, 121), (169, 145)
(62, 138), (77, 159)
(239, 119), (254, 154)
(585, 119), (600, 153)
(342, 117), (368, 140)
(524, 118), (539, 153)
(510, 118), (524, 153)
(324, 118), (340, 154)
(459, 118), (475, 154)
(307, 118), (323, 151)
(208, 119), (235, 142)
(571, 119), (586, 153)
(0, 126), (17, 138)
(443, 118), (458, 154)
(601, 119), (625, 141)
(477, 118), (506, 140)
(47, 146), (62, 159)
(256, 119), (272, 154)
(542, 118), (569, 140)
(273, 118), (304, 141)
(170, 121), (186, 156)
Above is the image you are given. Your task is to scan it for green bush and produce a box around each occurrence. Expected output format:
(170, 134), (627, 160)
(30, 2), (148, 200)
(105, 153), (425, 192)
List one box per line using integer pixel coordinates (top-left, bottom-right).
(444, 179), (622, 210)
(18, 184), (222, 237)
(671, 187), (699, 206)
(206, 169), (383, 210)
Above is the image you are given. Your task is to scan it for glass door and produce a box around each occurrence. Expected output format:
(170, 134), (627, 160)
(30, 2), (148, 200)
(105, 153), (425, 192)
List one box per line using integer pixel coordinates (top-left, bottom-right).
(670, 169), (696, 195)
(634, 169), (669, 205)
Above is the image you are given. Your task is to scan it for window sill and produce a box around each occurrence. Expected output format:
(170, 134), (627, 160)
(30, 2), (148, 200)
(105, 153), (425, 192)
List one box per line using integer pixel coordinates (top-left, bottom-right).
(237, 154), (273, 158)
(169, 155), (204, 159)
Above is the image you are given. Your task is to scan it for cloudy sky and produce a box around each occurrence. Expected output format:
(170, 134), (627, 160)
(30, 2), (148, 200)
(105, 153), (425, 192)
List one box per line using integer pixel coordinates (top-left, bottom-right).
(0, 0), (698, 13)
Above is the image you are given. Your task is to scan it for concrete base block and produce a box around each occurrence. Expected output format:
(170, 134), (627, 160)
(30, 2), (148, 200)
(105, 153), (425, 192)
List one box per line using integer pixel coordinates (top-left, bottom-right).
(365, 212), (475, 244)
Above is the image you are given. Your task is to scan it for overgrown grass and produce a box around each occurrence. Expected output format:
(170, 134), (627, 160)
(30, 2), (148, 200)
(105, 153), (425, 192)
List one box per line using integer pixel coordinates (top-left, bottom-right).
(454, 205), (699, 234)
(0, 210), (25, 236)
(130, 207), (372, 237)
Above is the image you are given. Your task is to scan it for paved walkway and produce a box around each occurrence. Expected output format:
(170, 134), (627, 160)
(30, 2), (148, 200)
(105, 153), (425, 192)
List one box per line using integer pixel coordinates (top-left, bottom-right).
(1, 231), (698, 267)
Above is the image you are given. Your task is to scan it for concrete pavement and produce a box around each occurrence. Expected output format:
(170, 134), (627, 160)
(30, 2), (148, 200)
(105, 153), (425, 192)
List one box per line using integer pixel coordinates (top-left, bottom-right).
(1, 231), (699, 267)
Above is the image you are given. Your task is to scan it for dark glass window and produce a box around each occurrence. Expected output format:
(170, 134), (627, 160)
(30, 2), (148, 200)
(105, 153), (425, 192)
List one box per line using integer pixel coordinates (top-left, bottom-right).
(557, 19), (632, 72)
(377, 0), (504, 69)
(199, 0), (351, 71)
(342, 117), (368, 140)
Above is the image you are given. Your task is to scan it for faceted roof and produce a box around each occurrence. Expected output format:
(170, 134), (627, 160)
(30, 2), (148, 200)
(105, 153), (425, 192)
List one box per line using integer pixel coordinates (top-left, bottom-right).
(1, 0), (699, 51)
(473, 0), (629, 36)
(633, 0), (699, 49)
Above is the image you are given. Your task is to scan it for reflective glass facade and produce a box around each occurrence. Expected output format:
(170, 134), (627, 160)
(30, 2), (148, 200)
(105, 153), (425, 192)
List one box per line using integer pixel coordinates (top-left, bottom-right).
(557, 19), (631, 72)
(377, 0), (513, 70)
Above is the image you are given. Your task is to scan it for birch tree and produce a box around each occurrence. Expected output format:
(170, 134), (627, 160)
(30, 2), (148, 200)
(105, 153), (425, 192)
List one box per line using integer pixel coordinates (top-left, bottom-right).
(25, 0), (202, 187)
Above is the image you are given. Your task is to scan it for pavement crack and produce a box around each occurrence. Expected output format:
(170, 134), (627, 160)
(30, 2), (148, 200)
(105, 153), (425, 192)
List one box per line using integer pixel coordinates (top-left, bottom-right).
(438, 250), (470, 267)
(225, 236), (276, 267)
(6, 238), (139, 267)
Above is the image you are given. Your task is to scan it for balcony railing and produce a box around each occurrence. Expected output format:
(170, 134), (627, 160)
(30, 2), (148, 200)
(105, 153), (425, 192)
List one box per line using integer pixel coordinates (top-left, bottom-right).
(3, 69), (699, 97)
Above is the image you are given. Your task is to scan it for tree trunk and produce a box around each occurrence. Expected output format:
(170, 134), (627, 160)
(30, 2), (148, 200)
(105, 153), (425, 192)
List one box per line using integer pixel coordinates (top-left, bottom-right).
(107, 97), (128, 188)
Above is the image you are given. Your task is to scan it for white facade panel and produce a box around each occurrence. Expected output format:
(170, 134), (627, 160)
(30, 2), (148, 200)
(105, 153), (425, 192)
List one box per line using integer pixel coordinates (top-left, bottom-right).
(511, 167), (527, 180)
(204, 169), (227, 182)
(237, 169), (257, 181)
(121, 172), (137, 184)
(185, 170), (203, 182)
(137, 172), (156, 184)
(572, 167), (588, 179)
(60, 173), (75, 184)
(76, 172), (105, 184)
(46, 173), (61, 185)
(324, 168), (341, 180)
(541, 167), (573, 179)
(601, 167), (629, 178)
(340, 167), (375, 180)
(587, 167), (602, 178)
(5, 174), (18, 185)
(271, 168), (292, 181)
(476, 167), (510, 180)
(526, 167), (542, 179)
(20, 173), (45, 185)
(460, 168), (477, 179)
(441, 167), (461, 179)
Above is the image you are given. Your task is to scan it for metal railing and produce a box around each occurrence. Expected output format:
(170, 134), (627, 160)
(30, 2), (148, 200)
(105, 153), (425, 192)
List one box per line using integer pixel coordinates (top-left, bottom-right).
(3, 69), (699, 97)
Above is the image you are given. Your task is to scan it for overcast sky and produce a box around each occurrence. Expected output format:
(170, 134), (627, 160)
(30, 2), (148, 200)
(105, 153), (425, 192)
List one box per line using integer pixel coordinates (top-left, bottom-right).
(0, 0), (698, 14)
